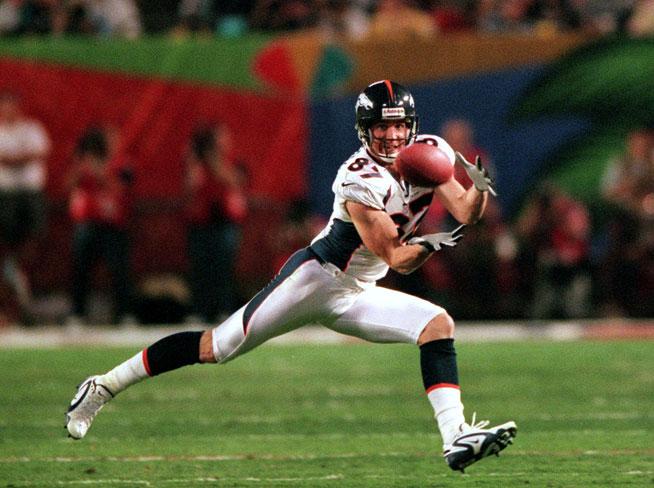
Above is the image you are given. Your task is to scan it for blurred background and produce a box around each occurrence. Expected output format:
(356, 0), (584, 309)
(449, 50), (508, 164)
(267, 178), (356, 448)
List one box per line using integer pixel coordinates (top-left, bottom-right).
(1, 0), (653, 328)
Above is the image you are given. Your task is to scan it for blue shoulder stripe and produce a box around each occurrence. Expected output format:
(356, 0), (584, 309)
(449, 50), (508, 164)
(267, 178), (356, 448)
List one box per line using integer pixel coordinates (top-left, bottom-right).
(310, 219), (362, 271)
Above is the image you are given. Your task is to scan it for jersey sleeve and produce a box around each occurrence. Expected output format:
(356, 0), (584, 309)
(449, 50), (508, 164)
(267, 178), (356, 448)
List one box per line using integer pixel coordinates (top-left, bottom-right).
(333, 160), (390, 211)
(338, 180), (388, 210)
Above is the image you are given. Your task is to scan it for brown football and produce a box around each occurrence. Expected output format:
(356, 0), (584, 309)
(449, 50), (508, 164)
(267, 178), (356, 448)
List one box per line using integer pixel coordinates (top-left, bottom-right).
(395, 142), (454, 187)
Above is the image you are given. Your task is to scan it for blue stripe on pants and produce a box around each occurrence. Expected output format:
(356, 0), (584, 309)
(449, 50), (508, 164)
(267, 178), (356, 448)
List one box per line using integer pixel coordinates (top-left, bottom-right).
(242, 248), (322, 334)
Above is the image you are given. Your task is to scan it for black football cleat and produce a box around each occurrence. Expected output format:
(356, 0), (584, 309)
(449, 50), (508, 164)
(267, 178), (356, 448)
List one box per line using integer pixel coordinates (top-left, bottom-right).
(443, 414), (517, 473)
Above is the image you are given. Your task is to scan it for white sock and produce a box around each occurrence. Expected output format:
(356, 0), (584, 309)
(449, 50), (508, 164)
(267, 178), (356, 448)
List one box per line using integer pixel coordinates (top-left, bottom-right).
(427, 386), (465, 446)
(98, 350), (150, 395)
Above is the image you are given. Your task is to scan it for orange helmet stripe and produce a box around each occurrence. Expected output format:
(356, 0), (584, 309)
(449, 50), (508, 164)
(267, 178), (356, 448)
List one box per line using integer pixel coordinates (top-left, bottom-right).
(384, 79), (394, 101)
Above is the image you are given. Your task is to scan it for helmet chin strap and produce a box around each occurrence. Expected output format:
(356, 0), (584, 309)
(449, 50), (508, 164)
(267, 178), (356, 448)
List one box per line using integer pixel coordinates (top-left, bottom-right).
(367, 132), (404, 165)
(377, 150), (399, 164)
(364, 141), (396, 165)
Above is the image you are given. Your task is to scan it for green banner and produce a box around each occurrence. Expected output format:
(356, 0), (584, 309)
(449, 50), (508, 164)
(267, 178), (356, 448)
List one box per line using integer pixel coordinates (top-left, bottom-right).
(0, 35), (276, 91)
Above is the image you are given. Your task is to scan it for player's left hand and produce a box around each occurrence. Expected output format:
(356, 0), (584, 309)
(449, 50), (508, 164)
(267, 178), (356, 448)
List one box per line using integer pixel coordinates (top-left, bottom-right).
(455, 152), (497, 197)
(408, 224), (465, 252)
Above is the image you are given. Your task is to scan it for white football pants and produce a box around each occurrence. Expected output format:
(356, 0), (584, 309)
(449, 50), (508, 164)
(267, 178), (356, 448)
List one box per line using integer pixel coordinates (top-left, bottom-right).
(211, 248), (445, 364)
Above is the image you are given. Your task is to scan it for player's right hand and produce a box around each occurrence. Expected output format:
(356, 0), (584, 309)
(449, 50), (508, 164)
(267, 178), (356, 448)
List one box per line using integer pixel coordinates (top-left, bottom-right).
(408, 225), (465, 252)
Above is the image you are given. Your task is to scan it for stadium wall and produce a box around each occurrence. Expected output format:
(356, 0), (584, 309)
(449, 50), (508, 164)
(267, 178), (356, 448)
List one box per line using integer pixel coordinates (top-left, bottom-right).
(0, 33), (594, 295)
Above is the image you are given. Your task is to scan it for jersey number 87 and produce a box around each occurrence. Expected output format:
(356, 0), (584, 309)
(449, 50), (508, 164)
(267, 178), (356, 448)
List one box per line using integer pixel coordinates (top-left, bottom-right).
(347, 158), (383, 179)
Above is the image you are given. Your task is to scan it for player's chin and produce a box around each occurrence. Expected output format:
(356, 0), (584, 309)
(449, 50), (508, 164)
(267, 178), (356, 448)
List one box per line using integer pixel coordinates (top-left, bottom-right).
(378, 155), (398, 167)
(381, 149), (402, 163)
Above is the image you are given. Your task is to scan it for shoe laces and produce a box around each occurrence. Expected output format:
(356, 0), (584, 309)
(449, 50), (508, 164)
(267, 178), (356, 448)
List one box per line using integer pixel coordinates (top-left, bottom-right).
(82, 382), (112, 411)
(465, 412), (490, 431)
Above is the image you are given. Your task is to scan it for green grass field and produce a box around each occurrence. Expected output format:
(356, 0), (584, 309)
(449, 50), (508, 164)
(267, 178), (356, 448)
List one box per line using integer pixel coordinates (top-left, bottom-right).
(1, 340), (652, 487)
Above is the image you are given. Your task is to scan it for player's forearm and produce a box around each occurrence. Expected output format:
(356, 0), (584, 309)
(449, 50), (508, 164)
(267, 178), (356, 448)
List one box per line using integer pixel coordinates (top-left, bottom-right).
(387, 243), (432, 275)
(452, 187), (487, 224)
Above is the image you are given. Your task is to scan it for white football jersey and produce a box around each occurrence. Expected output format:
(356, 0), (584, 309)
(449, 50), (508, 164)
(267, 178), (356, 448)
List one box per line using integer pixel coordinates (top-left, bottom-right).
(311, 134), (455, 282)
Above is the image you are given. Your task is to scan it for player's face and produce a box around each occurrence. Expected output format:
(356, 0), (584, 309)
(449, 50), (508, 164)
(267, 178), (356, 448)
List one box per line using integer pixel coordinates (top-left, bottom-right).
(369, 121), (409, 163)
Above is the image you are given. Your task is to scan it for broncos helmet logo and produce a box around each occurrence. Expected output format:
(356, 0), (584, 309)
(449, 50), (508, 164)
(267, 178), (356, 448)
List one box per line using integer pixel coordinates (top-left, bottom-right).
(356, 92), (374, 111)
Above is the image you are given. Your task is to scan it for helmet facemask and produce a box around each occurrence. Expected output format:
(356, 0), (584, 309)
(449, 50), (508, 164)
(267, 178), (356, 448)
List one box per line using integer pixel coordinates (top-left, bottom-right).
(355, 80), (419, 165)
(359, 117), (418, 165)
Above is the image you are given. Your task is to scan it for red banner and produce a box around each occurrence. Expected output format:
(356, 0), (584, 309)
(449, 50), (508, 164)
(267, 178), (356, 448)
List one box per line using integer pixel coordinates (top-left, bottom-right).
(1, 59), (307, 201)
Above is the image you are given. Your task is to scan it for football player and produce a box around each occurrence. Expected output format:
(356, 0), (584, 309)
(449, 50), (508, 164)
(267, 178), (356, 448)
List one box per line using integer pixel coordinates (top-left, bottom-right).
(65, 80), (516, 472)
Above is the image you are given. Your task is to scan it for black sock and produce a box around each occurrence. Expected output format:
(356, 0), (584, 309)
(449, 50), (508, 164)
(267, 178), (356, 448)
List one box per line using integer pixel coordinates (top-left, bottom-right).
(144, 331), (203, 377)
(420, 338), (459, 393)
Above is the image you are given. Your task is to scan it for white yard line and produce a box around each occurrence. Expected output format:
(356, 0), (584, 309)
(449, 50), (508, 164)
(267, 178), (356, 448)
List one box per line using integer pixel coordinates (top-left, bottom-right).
(4, 471), (651, 487)
(2, 447), (652, 465)
(19, 410), (651, 429)
(0, 452), (413, 464)
(57, 482), (151, 486)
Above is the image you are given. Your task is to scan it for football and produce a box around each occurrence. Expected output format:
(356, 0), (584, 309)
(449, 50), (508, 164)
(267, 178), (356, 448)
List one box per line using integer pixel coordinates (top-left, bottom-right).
(395, 142), (454, 187)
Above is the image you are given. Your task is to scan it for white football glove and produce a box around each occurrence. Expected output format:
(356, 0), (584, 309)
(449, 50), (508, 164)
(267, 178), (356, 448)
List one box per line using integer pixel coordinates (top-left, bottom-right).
(408, 224), (465, 253)
(455, 152), (497, 197)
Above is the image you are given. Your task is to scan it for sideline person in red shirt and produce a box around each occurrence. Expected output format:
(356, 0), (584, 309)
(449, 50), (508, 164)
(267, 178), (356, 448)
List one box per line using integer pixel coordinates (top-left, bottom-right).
(184, 123), (247, 323)
(67, 125), (134, 325)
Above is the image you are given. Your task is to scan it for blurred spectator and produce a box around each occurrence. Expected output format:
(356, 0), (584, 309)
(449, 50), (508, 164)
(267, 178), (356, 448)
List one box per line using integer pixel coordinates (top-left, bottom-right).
(174, 0), (215, 35)
(85, 0), (141, 38)
(63, 0), (96, 35)
(602, 128), (654, 216)
(2, 0), (640, 37)
(9, 0), (59, 35)
(476, 0), (536, 33)
(184, 123), (248, 323)
(315, 0), (349, 38)
(529, 0), (582, 35)
(367, 0), (437, 39)
(3, 0), (99, 36)
(344, 0), (376, 37)
(271, 198), (326, 273)
(315, 0), (374, 39)
(476, 0), (631, 35)
(250, 0), (318, 32)
(429, 0), (477, 33)
(316, 0), (369, 38)
(0, 0), (22, 35)
(446, 199), (519, 319)
(440, 118), (493, 190)
(492, 208), (523, 317)
(173, 0), (254, 38)
(516, 183), (593, 319)
(599, 127), (654, 316)
(568, 0), (633, 34)
(66, 125), (135, 325)
(216, 0), (255, 37)
(0, 90), (50, 322)
(626, 0), (654, 36)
